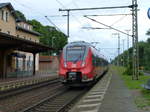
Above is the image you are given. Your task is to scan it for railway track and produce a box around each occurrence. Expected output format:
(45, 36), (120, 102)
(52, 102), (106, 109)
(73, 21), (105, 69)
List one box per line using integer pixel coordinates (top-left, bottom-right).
(21, 88), (88, 112)
(0, 78), (60, 99)
(0, 78), (67, 112)
(20, 73), (106, 112)
(0, 73), (106, 112)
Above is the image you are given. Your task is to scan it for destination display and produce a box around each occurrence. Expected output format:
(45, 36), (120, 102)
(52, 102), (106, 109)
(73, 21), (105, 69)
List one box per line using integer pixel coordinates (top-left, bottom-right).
(67, 46), (85, 50)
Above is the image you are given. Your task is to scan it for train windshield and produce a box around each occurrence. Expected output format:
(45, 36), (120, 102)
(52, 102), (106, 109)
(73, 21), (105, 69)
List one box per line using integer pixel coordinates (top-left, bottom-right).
(64, 46), (86, 62)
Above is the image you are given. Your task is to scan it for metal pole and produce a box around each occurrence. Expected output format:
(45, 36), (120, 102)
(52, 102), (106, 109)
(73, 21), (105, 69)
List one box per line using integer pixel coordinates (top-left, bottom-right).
(59, 5), (132, 11)
(132, 0), (139, 80)
(118, 34), (120, 66)
(67, 10), (70, 38)
(112, 33), (120, 66)
(52, 37), (55, 48)
(33, 53), (36, 76)
(125, 29), (131, 66)
(122, 39), (125, 66)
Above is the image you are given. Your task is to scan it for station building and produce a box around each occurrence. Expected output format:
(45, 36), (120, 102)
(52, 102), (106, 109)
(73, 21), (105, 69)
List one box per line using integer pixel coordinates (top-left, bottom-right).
(0, 3), (51, 78)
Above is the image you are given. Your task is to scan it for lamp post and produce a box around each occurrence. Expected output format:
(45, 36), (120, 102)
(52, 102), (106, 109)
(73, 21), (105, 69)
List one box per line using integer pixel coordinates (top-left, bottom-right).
(125, 29), (131, 66)
(122, 39), (125, 66)
(52, 36), (55, 48)
(48, 27), (56, 55)
(112, 33), (120, 66)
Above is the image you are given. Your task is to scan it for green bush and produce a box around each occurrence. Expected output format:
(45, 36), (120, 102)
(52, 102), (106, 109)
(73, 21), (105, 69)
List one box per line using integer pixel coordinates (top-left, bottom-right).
(123, 66), (144, 76)
(123, 66), (132, 76)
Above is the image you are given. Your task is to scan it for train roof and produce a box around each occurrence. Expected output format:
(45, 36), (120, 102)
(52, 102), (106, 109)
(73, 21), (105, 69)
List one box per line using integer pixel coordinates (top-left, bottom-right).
(65, 41), (93, 47)
(64, 41), (108, 61)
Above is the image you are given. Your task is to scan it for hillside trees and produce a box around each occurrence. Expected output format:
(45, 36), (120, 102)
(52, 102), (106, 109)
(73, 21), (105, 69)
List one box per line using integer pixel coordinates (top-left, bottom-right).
(112, 29), (150, 72)
(15, 10), (26, 21)
(28, 20), (67, 55)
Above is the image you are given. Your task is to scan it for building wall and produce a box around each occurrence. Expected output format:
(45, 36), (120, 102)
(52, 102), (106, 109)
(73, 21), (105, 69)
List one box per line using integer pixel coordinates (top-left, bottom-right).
(0, 4), (41, 77)
(15, 30), (40, 71)
(0, 7), (16, 36)
(17, 22), (33, 31)
(39, 56), (59, 72)
(16, 30), (39, 42)
(14, 51), (39, 71)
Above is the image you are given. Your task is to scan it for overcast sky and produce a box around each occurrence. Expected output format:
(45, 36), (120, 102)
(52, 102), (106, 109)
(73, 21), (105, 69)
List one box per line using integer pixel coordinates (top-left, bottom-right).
(1, 0), (150, 60)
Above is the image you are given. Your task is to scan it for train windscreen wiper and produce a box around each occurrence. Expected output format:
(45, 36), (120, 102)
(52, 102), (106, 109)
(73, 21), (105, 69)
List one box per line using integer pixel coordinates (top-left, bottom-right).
(73, 54), (82, 63)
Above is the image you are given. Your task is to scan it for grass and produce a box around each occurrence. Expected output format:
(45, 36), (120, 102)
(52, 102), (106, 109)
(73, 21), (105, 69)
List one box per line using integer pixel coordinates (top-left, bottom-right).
(135, 89), (150, 109)
(112, 66), (150, 89)
(122, 75), (150, 89)
(112, 66), (150, 110)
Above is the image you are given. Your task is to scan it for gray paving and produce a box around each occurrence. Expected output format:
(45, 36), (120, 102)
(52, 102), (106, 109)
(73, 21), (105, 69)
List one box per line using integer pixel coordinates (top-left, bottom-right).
(98, 71), (139, 112)
(70, 72), (112, 112)
(144, 72), (150, 76)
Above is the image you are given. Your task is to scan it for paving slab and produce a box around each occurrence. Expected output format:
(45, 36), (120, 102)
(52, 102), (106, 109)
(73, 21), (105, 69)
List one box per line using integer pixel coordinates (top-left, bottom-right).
(70, 72), (112, 112)
(98, 70), (139, 112)
(70, 69), (139, 112)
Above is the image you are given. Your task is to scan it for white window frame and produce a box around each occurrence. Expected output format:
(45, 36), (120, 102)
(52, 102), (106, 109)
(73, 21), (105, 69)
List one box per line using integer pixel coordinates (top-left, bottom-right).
(1, 10), (4, 20)
(6, 12), (9, 22)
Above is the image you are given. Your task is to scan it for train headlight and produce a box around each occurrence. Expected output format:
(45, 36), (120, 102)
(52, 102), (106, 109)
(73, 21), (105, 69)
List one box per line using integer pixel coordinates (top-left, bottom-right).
(81, 61), (86, 67)
(64, 62), (67, 68)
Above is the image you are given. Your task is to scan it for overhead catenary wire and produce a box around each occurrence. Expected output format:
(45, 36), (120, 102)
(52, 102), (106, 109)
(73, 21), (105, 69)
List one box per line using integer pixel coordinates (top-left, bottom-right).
(84, 16), (132, 37)
(82, 12), (130, 34)
(110, 15), (128, 26)
(84, 13), (132, 17)
(59, 5), (133, 11)
(45, 16), (62, 32)
(82, 27), (110, 30)
(55, 0), (83, 25)
(55, 0), (95, 41)
(72, 1), (97, 42)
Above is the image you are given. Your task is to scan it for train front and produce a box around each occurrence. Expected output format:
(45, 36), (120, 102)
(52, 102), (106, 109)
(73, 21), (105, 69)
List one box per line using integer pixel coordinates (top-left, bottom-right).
(59, 43), (93, 85)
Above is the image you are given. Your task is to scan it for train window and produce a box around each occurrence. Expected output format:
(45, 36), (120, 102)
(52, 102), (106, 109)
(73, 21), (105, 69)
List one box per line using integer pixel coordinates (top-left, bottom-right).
(65, 46), (86, 62)
(92, 55), (97, 66)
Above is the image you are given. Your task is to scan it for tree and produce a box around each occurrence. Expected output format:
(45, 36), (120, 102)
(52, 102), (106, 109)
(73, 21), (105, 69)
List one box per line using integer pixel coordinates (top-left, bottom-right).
(146, 29), (150, 35)
(15, 10), (26, 21)
(28, 20), (67, 55)
(147, 38), (150, 43)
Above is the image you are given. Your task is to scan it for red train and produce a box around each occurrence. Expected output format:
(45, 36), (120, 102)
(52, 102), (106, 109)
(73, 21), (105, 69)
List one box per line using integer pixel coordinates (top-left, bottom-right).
(59, 41), (108, 86)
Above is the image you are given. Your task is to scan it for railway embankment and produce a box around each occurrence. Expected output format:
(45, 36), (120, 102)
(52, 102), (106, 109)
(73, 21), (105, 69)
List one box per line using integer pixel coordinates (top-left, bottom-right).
(113, 66), (150, 112)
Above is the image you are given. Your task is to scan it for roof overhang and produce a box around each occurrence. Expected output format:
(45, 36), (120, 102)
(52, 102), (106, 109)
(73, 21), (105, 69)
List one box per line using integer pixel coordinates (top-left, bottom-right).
(0, 32), (53, 53)
(16, 26), (42, 36)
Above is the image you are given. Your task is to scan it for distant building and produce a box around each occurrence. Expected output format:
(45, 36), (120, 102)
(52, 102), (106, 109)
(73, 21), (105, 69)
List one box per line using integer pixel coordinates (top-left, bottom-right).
(0, 3), (48, 78)
(39, 56), (59, 74)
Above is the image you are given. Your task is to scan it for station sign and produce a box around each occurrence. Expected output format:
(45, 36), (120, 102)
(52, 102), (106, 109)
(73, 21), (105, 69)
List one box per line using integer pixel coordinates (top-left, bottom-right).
(148, 8), (150, 19)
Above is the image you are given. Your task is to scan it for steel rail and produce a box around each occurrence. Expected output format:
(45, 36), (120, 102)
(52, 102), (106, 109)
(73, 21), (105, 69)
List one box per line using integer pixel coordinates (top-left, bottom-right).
(21, 88), (88, 112)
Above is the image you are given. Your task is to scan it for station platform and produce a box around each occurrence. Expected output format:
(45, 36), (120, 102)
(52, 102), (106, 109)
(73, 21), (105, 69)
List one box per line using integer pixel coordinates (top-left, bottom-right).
(0, 71), (58, 92)
(70, 69), (139, 112)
